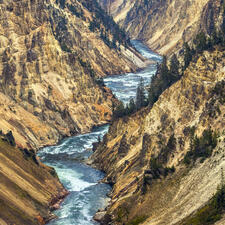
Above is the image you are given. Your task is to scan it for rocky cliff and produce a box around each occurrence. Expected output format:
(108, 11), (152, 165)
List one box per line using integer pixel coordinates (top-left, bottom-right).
(0, 0), (147, 224)
(91, 47), (225, 224)
(100, 0), (225, 55)
(0, 136), (68, 225)
(0, 0), (145, 150)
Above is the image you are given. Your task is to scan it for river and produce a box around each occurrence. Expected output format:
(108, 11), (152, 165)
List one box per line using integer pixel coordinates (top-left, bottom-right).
(37, 40), (161, 225)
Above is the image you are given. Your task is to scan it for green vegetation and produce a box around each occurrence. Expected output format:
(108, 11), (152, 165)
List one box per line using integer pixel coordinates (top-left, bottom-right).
(95, 77), (105, 86)
(148, 55), (181, 107)
(49, 12), (71, 53)
(158, 134), (177, 164)
(116, 207), (128, 222)
(20, 148), (39, 165)
(113, 78), (147, 118)
(184, 129), (218, 165)
(183, 24), (225, 70)
(81, 0), (130, 49)
(183, 42), (194, 70)
(67, 4), (84, 18)
(136, 77), (148, 110)
(148, 20), (225, 109)
(0, 130), (16, 146)
(212, 80), (225, 105)
(5, 130), (16, 146)
(183, 170), (225, 225)
(113, 98), (136, 118)
(149, 157), (175, 179)
(78, 57), (96, 78)
(128, 215), (147, 225)
(55, 0), (130, 49)
(149, 157), (163, 179)
(56, 0), (66, 9)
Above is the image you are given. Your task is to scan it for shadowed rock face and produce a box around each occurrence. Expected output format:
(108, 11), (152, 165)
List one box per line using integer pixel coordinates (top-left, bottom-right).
(100, 0), (224, 55)
(91, 49), (225, 224)
(0, 0), (144, 149)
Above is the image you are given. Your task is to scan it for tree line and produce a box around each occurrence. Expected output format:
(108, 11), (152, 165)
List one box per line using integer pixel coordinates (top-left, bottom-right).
(113, 53), (181, 119)
(82, 0), (130, 49)
(113, 78), (148, 118)
(113, 23), (225, 119)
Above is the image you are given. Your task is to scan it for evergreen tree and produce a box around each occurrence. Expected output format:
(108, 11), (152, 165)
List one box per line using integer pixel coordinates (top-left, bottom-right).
(113, 101), (125, 118)
(194, 31), (207, 53)
(127, 98), (136, 114)
(183, 42), (192, 70)
(161, 56), (177, 86)
(170, 54), (180, 78)
(161, 56), (170, 81)
(148, 55), (181, 108)
(136, 77), (146, 110)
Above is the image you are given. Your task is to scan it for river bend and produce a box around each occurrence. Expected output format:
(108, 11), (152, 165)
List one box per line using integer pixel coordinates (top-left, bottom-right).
(38, 40), (161, 225)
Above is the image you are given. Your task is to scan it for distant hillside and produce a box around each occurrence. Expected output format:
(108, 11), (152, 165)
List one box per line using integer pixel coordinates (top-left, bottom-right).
(100, 0), (225, 55)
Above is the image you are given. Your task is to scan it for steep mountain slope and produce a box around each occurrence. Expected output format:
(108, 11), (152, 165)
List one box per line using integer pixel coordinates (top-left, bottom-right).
(0, 0), (144, 149)
(0, 1), (146, 224)
(99, 0), (136, 22)
(0, 137), (68, 225)
(100, 0), (225, 55)
(91, 48), (225, 224)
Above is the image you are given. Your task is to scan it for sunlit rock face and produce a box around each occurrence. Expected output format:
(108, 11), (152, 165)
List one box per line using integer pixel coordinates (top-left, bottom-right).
(0, 0), (143, 149)
(100, 0), (224, 55)
(91, 48), (225, 224)
(0, 136), (69, 225)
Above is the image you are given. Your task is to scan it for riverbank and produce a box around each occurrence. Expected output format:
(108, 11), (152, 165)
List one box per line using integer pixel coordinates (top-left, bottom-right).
(38, 40), (160, 225)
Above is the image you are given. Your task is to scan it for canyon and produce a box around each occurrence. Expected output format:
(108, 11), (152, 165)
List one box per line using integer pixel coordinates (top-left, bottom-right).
(100, 0), (225, 55)
(90, 0), (225, 224)
(0, 0), (144, 224)
(0, 0), (144, 150)
(91, 48), (225, 224)
(0, 0), (225, 224)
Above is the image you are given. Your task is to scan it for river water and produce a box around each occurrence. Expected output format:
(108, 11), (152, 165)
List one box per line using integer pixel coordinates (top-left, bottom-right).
(37, 40), (161, 225)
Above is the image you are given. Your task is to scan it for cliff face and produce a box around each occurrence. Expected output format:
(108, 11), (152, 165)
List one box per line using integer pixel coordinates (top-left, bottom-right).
(0, 0), (144, 149)
(0, 137), (68, 225)
(91, 48), (225, 224)
(100, 0), (225, 55)
(99, 0), (136, 22)
(0, 1), (147, 224)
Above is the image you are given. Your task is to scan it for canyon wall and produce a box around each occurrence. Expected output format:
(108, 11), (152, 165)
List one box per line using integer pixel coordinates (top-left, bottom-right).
(0, 0), (144, 150)
(100, 0), (225, 55)
(91, 48), (225, 224)
(0, 137), (68, 225)
(0, 0), (145, 224)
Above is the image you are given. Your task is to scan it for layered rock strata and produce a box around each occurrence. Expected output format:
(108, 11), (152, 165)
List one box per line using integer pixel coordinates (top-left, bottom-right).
(91, 48), (225, 224)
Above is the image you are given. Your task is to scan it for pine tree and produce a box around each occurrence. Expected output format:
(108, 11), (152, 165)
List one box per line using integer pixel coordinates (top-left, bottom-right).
(136, 77), (146, 110)
(113, 101), (125, 118)
(127, 98), (136, 114)
(183, 42), (192, 70)
(170, 54), (180, 78)
(161, 56), (170, 81)
(194, 32), (207, 53)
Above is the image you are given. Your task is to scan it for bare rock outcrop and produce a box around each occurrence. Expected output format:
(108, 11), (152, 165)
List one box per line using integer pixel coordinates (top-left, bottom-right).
(100, 0), (225, 55)
(91, 48), (225, 224)
(0, 0), (144, 149)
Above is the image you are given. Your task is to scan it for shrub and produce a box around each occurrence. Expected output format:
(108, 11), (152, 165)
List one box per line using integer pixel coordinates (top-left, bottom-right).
(128, 215), (147, 225)
(6, 131), (16, 146)
(184, 128), (218, 165)
(183, 170), (225, 225)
